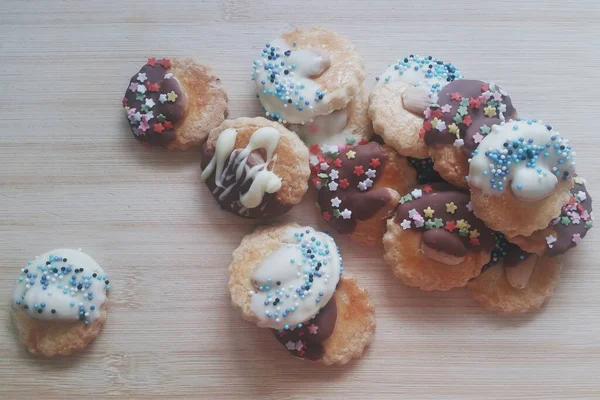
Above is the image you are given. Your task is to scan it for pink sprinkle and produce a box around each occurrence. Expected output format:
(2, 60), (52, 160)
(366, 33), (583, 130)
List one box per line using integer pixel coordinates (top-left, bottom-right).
(473, 132), (484, 144)
(492, 92), (503, 101)
(139, 120), (149, 132)
(308, 325), (319, 335)
(581, 210), (590, 220)
(129, 83), (138, 92)
(424, 107), (432, 119)
(572, 233), (582, 244)
(441, 104), (452, 114)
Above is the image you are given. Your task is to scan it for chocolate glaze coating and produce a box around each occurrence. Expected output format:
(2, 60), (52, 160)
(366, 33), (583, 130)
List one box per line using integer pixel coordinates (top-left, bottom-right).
(395, 183), (495, 255)
(483, 232), (532, 271)
(123, 59), (187, 147)
(408, 157), (444, 184)
(546, 180), (593, 256)
(271, 296), (337, 361)
(200, 146), (291, 219)
(423, 79), (516, 155)
(316, 142), (392, 234)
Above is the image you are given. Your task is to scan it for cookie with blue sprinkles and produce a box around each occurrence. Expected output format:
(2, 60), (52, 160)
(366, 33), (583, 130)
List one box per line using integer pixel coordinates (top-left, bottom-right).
(228, 223), (375, 365)
(11, 249), (109, 356)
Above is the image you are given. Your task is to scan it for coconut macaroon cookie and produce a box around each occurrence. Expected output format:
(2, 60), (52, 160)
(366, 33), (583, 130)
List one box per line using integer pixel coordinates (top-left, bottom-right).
(228, 224), (376, 365)
(423, 80), (517, 187)
(468, 234), (561, 315)
(383, 183), (495, 291)
(252, 27), (365, 125)
(11, 249), (109, 356)
(468, 119), (576, 237)
(369, 55), (463, 159)
(311, 142), (417, 245)
(509, 176), (593, 256)
(123, 57), (228, 150)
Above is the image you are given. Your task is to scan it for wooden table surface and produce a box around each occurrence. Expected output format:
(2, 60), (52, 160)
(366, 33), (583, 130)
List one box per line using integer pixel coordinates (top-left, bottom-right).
(1, 1), (599, 399)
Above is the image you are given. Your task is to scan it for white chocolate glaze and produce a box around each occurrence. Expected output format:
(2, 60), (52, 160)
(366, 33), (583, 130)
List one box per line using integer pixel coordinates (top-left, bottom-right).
(12, 249), (109, 323)
(253, 39), (331, 124)
(201, 127), (282, 209)
(468, 119), (576, 201)
(249, 226), (342, 330)
(290, 106), (363, 150)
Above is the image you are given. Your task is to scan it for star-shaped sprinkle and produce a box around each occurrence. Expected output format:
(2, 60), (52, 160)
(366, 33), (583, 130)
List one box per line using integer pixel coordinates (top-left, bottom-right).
(370, 158), (380, 168)
(137, 85), (147, 94)
(145, 111), (154, 121)
(408, 209), (419, 218)
(462, 115), (472, 126)
(333, 158), (342, 168)
(309, 144), (320, 154)
(436, 120), (446, 131)
(423, 185), (433, 193)
(145, 98), (156, 108)
(448, 123), (459, 136)
(353, 166), (364, 176)
(164, 121), (173, 129)
(153, 123), (164, 133)
(364, 178), (373, 188)
(585, 221), (593, 229)
(473, 132), (484, 144)
(481, 83), (490, 92)
(136, 93), (145, 101)
(456, 219), (470, 230)
(328, 181), (338, 191)
(459, 228), (469, 237)
(492, 92), (503, 101)
(331, 197), (341, 208)
(484, 106), (497, 117)
(339, 179), (349, 189)
(445, 221), (456, 231)
(138, 120), (149, 132)
(441, 104), (453, 113)
(466, 201), (474, 212)
(574, 176), (584, 184)
(453, 114), (463, 124)
(446, 202), (457, 214)
(454, 139), (464, 147)
(329, 170), (339, 180)
(137, 73), (147, 83)
(159, 94), (168, 104)
(322, 211), (331, 221)
(450, 92), (462, 101)
(147, 57), (157, 66)
(424, 220), (436, 229)
(546, 235), (557, 248)
(295, 341), (304, 351)
(400, 194), (413, 204)
(560, 216), (571, 226)
(366, 169), (376, 178)
(576, 191), (587, 202)
(320, 162), (329, 171)
(470, 238), (480, 246)
(157, 113), (166, 122)
(132, 111), (142, 122)
(167, 91), (178, 102)
(358, 182), (368, 191)
(308, 325), (319, 334)
(470, 229), (480, 238)
(345, 150), (356, 159)
(480, 125), (491, 135)
(411, 189), (423, 199)
(341, 209), (352, 219)
(400, 219), (412, 230)
(286, 341), (296, 351)
(160, 58), (171, 68)
(457, 106), (468, 116)
(147, 82), (160, 92)
(423, 207), (435, 218)
(129, 82), (139, 92)
(433, 218), (444, 228)
(469, 98), (481, 108)
(415, 218), (425, 228)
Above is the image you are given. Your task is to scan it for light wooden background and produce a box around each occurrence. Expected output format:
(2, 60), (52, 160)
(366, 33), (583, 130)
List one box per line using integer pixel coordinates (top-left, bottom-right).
(0, 1), (599, 399)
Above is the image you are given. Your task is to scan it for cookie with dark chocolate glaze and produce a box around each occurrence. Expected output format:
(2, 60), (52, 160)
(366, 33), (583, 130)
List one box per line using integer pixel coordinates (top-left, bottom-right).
(123, 57), (228, 150)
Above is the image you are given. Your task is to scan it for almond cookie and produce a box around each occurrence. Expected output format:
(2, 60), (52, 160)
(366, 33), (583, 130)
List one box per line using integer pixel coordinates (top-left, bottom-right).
(11, 249), (109, 356)
(369, 55), (463, 158)
(200, 117), (310, 219)
(311, 142), (417, 245)
(468, 119), (576, 237)
(123, 57), (228, 150)
(252, 27), (365, 124)
(228, 224), (375, 365)
(383, 183), (495, 291)
(508, 176), (593, 256)
(468, 234), (561, 315)
(423, 80), (517, 187)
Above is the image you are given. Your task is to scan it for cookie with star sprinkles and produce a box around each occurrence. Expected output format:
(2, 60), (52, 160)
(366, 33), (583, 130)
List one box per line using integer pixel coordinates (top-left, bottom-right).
(508, 176), (593, 256)
(200, 117), (310, 219)
(311, 141), (417, 245)
(468, 119), (576, 238)
(228, 223), (376, 365)
(423, 79), (517, 187)
(468, 234), (561, 315)
(123, 57), (228, 150)
(368, 55), (463, 159)
(383, 183), (495, 291)
(11, 249), (110, 356)
(252, 27), (365, 125)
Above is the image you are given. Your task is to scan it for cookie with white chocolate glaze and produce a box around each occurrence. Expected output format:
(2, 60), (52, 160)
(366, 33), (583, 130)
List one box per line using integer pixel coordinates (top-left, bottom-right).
(369, 55), (463, 159)
(468, 234), (561, 315)
(200, 117), (310, 219)
(11, 249), (109, 356)
(383, 183), (495, 291)
(252, 27), (365, 125)
(508, 176), (593, 256)
(468, 119), (576, 237)
(423, 80), (517, 187)
(123, 57), (228, 150)
(228, 224), (375, 365)
(311, 142), (417, 245)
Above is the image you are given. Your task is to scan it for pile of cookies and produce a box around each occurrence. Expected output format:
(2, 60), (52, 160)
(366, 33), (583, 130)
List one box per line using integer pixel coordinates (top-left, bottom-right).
(11, 28), (592, 364)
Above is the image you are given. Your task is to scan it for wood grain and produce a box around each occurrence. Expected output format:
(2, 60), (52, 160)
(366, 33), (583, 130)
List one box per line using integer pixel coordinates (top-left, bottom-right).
(0, 0), (599, 398)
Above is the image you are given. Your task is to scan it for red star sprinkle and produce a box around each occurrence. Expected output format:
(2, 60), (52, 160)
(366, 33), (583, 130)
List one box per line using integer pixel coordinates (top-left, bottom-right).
(423, 185), (433, 193)
(163, 121), (173, 129)
(450, 92), (462, 101)
(422, 121), (432, 130)
(567, 196), (577, 206)
(431, 109), (442, 119)
(311, 177), (320, 187)
(146, 82), (160, 92)
(339, 179), (350, 189)
(153, 123), (165, 133)
(370, 158), (381, 168)
(122, 97), (128, 107)
(358, 138), (368, 145)
(462, 115), (472, 126)
(470, 238), (480, 246)
(469, 97), (481, 109)
(160, 58), (171, 68)
(353, 166), (365, 176)
(333, 158), (342, 168)
(445, 221), (456, 231)
(309, 144), (320, 154)
(481, 83), (489, 92)
(323, 211), (331, 221)
(147, 57), (157, 66)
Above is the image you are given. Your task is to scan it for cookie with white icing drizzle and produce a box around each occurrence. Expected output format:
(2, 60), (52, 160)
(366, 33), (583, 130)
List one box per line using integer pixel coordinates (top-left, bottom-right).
(200, 117), (310, 219)
(468, 119), (576, 237)
(228, 223), (375, 365)
(123, 57), (228, 150)
(369, 55), (463, 158)
(11, 249), (109, 356)
(252, 27), (365, 125)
